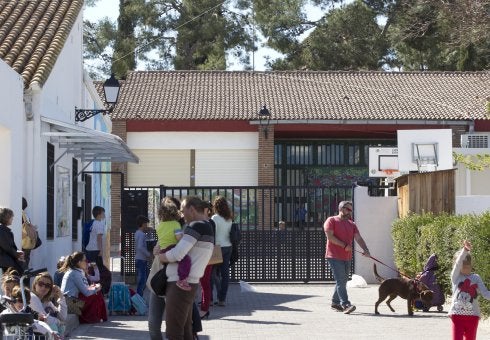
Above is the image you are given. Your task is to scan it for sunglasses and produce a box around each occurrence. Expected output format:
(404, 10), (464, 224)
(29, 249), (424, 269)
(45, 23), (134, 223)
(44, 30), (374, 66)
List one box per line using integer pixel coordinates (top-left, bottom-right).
(37, 281), (52, 289)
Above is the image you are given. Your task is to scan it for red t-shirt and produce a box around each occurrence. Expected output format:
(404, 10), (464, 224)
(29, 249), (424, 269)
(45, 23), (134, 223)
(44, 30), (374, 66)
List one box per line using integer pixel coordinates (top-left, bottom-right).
(324, 215), (359, 261)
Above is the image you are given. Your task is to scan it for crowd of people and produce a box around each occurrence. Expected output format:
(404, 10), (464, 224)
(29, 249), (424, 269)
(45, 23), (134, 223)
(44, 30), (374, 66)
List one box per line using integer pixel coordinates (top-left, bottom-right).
(0, 201), (109, 339)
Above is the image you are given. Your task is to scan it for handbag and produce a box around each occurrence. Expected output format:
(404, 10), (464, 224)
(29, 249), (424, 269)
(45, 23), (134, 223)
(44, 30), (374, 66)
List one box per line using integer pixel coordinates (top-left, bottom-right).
(66, 296), (85, 316)
(33, 232), (42, 249)
(21, 212), (37, 250)
(208, 245), (223, 265)
(150, 266), (168, 297)
(147, 256), (167, 296)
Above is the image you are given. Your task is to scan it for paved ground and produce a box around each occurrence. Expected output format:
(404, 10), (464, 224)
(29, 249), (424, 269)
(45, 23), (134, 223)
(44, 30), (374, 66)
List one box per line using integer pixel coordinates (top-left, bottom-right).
(68, 283), (490, 340)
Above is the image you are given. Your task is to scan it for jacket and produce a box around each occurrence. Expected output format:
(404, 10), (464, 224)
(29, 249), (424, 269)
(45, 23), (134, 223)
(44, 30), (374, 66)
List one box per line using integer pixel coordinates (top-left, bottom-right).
(0, 224), (24, 273)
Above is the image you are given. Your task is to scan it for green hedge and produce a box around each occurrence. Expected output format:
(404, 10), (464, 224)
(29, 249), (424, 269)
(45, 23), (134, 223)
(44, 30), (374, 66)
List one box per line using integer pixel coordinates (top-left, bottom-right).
(392, 212), (490, 317)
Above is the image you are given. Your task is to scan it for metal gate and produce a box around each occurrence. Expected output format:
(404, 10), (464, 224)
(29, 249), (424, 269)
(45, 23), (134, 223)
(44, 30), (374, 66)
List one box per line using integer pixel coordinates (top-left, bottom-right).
(121, 186), (355, 282)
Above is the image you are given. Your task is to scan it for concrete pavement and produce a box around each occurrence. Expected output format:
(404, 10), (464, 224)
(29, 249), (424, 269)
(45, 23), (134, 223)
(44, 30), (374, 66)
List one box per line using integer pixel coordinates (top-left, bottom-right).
(68, 283), (490, 339)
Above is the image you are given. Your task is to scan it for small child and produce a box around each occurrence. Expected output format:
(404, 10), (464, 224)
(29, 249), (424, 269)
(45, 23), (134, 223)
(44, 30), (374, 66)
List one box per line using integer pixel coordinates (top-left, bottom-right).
(134, 215), (152, 296)
(157, 201), (192, 291)
(448, 240), (490, 340)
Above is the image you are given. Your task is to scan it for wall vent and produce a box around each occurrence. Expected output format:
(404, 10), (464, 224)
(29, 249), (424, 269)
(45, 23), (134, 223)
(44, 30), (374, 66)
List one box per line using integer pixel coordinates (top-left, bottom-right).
(461, 134), (490, 148)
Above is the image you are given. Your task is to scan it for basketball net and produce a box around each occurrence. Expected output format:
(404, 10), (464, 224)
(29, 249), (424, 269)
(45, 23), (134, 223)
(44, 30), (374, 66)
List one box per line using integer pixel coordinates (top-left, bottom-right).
(382, 169), (397, 184)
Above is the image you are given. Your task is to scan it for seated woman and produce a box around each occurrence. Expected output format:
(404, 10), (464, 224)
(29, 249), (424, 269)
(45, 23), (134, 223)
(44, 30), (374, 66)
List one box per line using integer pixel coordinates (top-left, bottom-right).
(1, 285), (61, 340)
(60, 252), (107, 324)
(53, 256), (67, 287)
(30, 272), (67, 336)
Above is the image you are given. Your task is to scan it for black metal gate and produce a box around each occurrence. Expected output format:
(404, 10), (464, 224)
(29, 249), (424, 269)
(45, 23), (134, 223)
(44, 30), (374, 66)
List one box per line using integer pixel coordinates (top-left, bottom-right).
(121, 186), (355, 282)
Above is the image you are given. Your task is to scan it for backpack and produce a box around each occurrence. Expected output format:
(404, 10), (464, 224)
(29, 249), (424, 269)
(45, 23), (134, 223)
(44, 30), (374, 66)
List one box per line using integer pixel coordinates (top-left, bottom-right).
(230, 222), (242, 244)
(82, 219), (94, 251)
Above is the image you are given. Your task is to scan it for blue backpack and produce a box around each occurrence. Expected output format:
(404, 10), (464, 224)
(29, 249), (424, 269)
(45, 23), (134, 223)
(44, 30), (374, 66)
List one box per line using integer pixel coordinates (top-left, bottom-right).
(82, 219), (94, 251)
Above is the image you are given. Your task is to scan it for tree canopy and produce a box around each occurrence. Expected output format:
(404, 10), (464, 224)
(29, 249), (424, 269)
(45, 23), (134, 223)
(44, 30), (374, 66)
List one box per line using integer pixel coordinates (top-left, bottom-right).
(83, 0), (490, 78)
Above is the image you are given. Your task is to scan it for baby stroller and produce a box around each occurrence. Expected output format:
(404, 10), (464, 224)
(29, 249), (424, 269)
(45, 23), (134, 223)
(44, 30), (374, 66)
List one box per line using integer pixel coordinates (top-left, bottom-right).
(415, 254), (445, 312)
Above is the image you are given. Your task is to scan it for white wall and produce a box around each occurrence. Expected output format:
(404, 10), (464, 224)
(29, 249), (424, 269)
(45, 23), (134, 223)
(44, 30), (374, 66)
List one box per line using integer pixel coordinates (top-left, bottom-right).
(26, 12), (85, 274)
(0, 60), (24, 244)
(353, 186), (398, 283)
(456, 196), (490, 214)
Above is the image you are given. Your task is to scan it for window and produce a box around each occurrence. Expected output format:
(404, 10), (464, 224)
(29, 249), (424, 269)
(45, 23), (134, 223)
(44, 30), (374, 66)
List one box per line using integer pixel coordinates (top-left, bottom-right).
(46, 143), (54, 239)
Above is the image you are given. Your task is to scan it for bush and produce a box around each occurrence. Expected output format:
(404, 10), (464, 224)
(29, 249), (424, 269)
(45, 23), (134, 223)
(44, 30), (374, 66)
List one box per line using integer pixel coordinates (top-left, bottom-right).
(392, 212), (490, 318)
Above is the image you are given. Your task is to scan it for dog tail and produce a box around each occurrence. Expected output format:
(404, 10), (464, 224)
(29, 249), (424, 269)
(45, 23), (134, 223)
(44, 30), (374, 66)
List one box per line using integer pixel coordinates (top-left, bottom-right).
(373, 263), (385, 283)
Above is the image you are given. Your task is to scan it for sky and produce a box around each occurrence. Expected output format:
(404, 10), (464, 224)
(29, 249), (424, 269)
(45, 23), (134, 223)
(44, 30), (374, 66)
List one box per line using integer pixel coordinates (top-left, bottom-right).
(83, 0), (325, 73)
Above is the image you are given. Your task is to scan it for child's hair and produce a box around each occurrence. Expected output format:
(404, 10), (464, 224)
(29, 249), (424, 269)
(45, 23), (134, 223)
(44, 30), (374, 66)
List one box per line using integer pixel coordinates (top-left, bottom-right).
(57, 256), (66, 269)
(136, 215), (150, 228)
(158, 198), (180, 221)
(453, 249), (472, 267)
(92, 206), (105, 218)
(1, 268), (20, 285)
(60, 251), (85, 272)
(11, 285), (31, 305)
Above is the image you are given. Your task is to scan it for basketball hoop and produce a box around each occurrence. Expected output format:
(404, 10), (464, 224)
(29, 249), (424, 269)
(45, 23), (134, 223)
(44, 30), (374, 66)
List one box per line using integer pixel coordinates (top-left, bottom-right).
(382, 169), (397, 184)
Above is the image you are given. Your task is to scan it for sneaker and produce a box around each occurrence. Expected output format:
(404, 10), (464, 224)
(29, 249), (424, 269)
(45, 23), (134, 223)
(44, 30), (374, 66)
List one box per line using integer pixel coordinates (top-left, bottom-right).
(217, 300), (226, 307)
(176, 279), (192, 291)
(331, 304), (343, 312)
(343, 304), (356, 314)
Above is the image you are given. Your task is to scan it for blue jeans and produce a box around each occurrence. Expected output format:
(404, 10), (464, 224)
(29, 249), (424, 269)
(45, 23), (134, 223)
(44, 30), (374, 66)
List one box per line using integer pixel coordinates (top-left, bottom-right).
(217, 246), (232, 302)
(327, 258), (351, 306)
(135, 259), (148, 296)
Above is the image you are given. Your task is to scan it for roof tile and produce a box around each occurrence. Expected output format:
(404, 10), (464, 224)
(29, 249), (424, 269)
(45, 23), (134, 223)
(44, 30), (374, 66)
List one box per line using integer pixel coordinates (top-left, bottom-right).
(0, 0), (83, 89)
(111, 71), (489, 121)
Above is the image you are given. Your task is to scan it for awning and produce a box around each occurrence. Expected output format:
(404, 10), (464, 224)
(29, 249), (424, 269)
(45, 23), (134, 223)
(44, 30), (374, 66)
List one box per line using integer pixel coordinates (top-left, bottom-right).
(41, 116), (139, 164)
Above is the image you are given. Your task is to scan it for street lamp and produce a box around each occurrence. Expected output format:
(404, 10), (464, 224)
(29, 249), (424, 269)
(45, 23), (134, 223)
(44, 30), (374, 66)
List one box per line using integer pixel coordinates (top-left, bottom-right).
(75, 73), (121, 122)
(258, 105), (271, 139)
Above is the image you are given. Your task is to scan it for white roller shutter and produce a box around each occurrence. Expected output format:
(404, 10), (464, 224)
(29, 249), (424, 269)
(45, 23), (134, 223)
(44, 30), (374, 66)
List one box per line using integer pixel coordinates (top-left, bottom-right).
(196, 149), (257, 186)
(128, 149), (190, 186)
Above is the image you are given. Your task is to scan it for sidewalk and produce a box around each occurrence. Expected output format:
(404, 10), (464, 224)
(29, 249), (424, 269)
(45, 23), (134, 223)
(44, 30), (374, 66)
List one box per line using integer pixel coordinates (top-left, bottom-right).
(68, 283), (490, 340)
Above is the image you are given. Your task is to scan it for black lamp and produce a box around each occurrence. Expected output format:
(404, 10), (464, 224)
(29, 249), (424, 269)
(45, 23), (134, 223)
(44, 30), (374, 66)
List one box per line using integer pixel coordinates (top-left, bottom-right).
(258, 105), (271, 139)
(75, 73), (121, 122)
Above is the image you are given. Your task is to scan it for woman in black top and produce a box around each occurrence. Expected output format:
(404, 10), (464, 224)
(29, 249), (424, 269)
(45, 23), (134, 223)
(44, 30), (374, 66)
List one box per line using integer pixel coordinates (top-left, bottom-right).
(0, 207), (25, 274)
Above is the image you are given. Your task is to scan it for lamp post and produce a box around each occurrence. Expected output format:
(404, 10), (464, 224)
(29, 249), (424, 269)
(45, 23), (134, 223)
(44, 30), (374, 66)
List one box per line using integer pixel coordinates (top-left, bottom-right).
(258, 105), (271, 139)
(75, 73), (121, 122)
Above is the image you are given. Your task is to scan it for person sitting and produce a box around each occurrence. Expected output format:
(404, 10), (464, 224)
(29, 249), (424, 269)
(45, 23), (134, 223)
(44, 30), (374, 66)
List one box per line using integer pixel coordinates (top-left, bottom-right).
(30, 272), (67, 336)
(53, 256), (66, 287)
(1, 285), (61, 339)
(60, 252), (107, 324)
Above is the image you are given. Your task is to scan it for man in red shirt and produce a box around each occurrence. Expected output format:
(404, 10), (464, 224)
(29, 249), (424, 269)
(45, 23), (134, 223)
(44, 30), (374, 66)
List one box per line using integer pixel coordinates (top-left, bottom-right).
(324, 201), (370, 314)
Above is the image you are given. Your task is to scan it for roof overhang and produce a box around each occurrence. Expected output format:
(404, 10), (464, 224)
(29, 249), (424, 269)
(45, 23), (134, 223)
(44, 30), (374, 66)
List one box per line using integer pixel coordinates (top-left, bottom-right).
(41, 116), (139, 163)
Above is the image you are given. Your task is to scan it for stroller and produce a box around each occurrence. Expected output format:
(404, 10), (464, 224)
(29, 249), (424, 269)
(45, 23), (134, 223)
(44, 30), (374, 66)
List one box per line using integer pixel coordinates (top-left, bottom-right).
(415, 254), (445, 312)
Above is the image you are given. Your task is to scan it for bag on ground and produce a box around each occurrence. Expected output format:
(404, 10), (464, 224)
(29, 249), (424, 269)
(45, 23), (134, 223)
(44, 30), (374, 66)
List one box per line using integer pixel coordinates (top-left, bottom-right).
(130, 293), (148, 315)
(108, 283), (131, 314)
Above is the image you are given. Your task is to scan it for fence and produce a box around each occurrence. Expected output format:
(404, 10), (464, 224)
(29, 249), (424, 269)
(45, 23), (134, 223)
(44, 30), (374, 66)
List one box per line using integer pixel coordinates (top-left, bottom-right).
(121, 185), (355, 282)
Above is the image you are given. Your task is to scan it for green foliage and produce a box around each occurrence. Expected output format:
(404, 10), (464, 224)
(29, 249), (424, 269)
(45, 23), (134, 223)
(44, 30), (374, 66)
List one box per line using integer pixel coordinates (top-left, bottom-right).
(392, 212), (490, 317)
(453, 152), (490, 171)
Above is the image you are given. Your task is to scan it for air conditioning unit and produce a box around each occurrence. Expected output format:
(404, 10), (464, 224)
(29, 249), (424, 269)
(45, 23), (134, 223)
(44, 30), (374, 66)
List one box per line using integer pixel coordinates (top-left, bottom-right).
(461, 133), (490, 148)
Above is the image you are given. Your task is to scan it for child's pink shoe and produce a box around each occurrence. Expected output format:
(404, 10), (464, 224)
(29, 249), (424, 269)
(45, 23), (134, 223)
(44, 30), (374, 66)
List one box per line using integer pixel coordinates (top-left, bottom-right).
(176, 279), (191, 291)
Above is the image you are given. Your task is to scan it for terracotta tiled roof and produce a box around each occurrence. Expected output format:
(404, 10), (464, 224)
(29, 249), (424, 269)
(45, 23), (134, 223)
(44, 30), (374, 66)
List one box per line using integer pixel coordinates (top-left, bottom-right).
(111, 71), (489, 121)
(0, 0), (83, 89)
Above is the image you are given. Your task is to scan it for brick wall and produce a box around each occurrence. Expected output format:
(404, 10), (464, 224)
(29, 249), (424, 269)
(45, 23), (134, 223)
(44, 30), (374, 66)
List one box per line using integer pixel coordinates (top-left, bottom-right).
(257, 125), (274, 229)
(450, 125), (469, 148)
(110, 120), (128, 254)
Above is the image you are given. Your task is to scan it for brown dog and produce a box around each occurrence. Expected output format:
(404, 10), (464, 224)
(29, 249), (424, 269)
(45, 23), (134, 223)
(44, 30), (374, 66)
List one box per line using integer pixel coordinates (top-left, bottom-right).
(373, 263), (433, 316)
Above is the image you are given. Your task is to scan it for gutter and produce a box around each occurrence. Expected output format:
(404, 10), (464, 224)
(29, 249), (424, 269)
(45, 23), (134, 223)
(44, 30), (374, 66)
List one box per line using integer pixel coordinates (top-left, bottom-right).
(249, 119), (474, 126)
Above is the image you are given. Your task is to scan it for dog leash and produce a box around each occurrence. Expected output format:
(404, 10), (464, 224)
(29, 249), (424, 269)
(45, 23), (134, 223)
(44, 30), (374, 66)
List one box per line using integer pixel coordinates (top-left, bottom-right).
(354, 249), (413, 280)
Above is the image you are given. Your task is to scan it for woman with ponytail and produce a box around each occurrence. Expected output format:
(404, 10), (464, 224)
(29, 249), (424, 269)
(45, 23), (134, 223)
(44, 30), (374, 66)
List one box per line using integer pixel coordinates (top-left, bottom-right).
(60, 251), (107, 323)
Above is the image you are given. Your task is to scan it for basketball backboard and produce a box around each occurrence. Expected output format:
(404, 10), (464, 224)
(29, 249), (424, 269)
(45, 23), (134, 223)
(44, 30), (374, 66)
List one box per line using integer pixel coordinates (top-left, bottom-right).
(397, 129), (453, 173)
(368, 147), (400, 177)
